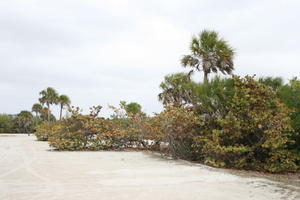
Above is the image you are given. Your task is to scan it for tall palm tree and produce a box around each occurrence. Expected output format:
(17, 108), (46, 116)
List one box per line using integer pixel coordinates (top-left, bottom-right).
(181, 30), (235, 83)
(39, 87), (59, 121)
(58, 95), (71, 120)
(31, 103), (43, 117)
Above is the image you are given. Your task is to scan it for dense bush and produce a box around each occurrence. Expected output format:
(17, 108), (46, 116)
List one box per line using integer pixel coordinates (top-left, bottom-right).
(277, 78), (300, 156)
(35, 121), (56, 141)
(158, 73), (197, 107)
(194, 76), (298, 172)
(0, 112), (37, 133)
(157, 75), (298, 172)
(141, 113), (166, 150)
(15, 111), (34, 133)
(160, 106), (202, 160)
(0, 114), (16, 133)
(47, 106), (109, 150)
(33, 76), (299, 173)
(260, 77), (300, 159)
(42, 106), (161, 151)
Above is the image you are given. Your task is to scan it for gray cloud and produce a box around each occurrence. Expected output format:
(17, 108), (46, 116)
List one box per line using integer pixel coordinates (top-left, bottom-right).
(1, 0), (300, 117)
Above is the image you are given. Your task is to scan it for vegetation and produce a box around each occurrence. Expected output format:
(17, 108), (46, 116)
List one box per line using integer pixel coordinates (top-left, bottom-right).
(158, 73), (196, 107)
(260, 77), (300, 159)
(31, 30), (299, 173)
(2, 29), (299, 173)
(120, 101), (145, 115)
(0, 114), (16, 133)
(0, 111), (36, 133)
(40, 107), (56, 122)
(32, 103), (43, 117)
(35, 121), (59, 141)
(39, 87), (59, 121)
(36, 105), (158, 151)
(33, 76), (299, 173)
(193, 76), (297, 172)
(1, 87), (70, 133)
(181, 30), (234, 83)
(15, 111), (34, 134)
(58, 95), (71, 120)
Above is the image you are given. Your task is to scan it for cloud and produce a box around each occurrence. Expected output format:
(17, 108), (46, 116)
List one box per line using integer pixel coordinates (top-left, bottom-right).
(1, 0), (300, 117)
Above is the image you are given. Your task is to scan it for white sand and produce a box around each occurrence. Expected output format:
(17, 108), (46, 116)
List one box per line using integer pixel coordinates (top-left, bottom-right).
(0, 134), (299, 200)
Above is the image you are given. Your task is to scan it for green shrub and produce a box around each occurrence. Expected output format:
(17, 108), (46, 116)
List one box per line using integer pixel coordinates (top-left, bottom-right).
(46, 106), (155, 151)
(158, 73), (197, 107)
(277, 78), (300, 156)
(194, 76), (298, 172)
(47, 106), (106, 150)
(35, 121), (56, 141)
(160, 106), (202, 160)
(33, 76), (299, 173)
(0, 114), (16, 133)
(260, 77), (300, 161)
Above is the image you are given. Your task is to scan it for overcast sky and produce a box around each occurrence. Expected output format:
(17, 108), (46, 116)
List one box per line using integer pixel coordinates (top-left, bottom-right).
(1, 0), (300, 117)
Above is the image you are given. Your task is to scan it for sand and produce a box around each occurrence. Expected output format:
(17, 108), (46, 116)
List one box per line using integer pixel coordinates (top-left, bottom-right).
(0, 134), (299, 200)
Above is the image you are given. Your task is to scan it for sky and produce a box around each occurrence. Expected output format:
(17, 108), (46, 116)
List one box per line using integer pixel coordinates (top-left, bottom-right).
(1, 0), (300, 117)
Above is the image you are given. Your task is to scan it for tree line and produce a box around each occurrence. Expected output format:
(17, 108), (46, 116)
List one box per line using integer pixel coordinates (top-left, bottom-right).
(33, 30), (300, 173)
(0, 88), (70, 133)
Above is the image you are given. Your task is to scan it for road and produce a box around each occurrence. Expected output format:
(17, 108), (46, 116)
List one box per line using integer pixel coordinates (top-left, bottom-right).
(0, 134), (299, 200)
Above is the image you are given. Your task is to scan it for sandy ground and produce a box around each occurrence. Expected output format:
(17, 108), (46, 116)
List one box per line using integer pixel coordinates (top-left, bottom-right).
(0, 134), (299, 200)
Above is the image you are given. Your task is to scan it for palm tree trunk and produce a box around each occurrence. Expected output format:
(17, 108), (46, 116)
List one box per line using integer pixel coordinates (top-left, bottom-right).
(204, 72), (209, 83)
(59, 105), (63, 120)
(47, 103), (50, 122)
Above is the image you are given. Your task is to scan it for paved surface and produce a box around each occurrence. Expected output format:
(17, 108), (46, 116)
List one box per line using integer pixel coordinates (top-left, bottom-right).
(0, 134), (299, 200)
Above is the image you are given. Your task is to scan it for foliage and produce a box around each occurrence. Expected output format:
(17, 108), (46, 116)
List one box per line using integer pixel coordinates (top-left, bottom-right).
(25, 31), (300, 173)
(31, 76), (299, 173)
(35, 121), (57, 141)
(58, 94), (71, 120)
(108, 103), (156, 149)
(1, 113), (38, 133)
(119, 101), (145, 115)
(15, 111), (34, 133)
(259, 77), (300, 159)
(39, 87), (59, 121)
(44, 105), (156, 150)
(194, 76), (298, 172)
(181, 30), (234, 83)
(277, 78), (300, 156)
(40, 107), (56, 122)
(160, 106), (203, 160)
(259, 76), (284, 91)
(110, 102), (165, 150)
(193, 76), (235, 117)
(158, 73), (197, 107)
(31, 103), (43, 117)
(0, 114), (16, 133)
(46, 106), (105, 150)
(141, 113), (166, 149)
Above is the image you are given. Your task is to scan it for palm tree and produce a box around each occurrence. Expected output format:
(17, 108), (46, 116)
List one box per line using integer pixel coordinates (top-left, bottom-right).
(58, 95), (71, 120)
(39, 87), (59, 121)
(31, 103), (43, 117)
(181, 30), (235, 83)
(40, 107), (55, 121)
(16, 110), (33, 135)
(158, 73), (196, 107)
